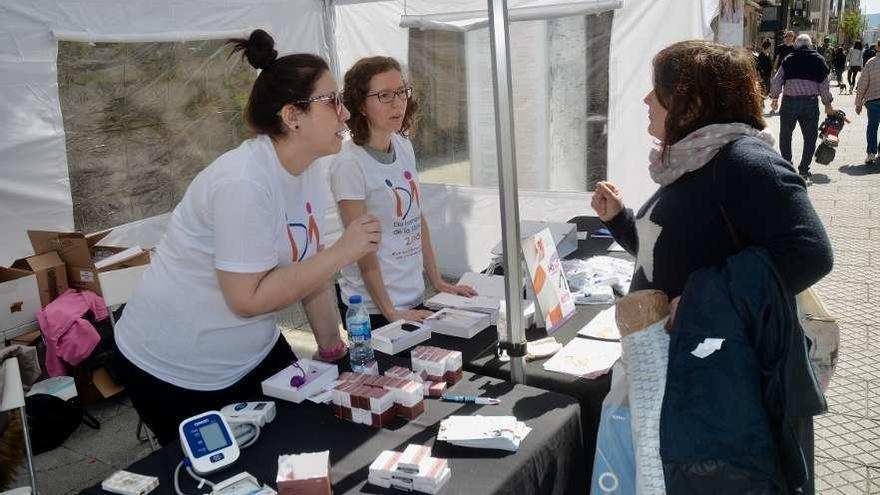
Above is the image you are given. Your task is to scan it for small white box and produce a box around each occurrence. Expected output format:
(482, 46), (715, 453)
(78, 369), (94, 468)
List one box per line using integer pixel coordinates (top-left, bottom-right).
(424, 308), (490, 339)
(261, 359), (339, 404)
(371, 320), (431, 355)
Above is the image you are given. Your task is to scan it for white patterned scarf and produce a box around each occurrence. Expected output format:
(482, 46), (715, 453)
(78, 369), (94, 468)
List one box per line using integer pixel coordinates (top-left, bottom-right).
(648, 123), (776, 186)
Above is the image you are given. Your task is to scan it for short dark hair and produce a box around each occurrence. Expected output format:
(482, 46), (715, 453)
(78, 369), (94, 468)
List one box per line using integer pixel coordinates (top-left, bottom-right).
(227, 30), (329, 137)
(342, 56), (419, 146)
(762, 39), (772, 50)
(653, 40), (766, 147)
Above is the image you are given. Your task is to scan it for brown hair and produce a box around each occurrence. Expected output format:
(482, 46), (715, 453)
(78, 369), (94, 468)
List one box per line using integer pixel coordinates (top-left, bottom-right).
(343, 56), (419, 146)
(653, 40), (766, 146)
(228, 30), (329, 137)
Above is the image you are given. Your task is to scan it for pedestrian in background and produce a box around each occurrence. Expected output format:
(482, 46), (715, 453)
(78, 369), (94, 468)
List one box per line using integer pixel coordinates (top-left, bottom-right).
(848, 41), (864, 92)
(770, 34), (836, 181)
(775, 31), (796, 73)
(833, 46), (847, 90)
(855, 49), (880, 164)
(863, 41), (877, 66)
(758, 39), (773, 97)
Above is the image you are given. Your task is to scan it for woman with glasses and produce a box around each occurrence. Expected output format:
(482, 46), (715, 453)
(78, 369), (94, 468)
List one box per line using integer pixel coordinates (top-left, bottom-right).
(330, 56), (475, 330)
(111, 30), (381, 445)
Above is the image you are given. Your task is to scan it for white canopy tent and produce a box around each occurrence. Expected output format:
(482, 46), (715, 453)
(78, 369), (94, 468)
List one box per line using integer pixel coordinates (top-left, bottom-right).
(0, 0), (718, 272)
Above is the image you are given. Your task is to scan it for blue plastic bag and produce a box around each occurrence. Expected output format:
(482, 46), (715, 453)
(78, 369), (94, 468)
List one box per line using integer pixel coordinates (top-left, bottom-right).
(591, 362), (636, 494)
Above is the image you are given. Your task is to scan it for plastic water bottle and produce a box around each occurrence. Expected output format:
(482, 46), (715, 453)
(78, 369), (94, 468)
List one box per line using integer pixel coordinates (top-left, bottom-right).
(346, 295), (376, 373)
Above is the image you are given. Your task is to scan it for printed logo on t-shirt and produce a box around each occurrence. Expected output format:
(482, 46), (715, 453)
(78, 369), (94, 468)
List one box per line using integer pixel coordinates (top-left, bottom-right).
(285, 202), (321, 262)
(384, 170), (421, 221)
(385, 170), (422, 259)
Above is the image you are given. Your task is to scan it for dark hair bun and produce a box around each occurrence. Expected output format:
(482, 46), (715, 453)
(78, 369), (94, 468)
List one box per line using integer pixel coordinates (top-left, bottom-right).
(228, 29), (277, 70)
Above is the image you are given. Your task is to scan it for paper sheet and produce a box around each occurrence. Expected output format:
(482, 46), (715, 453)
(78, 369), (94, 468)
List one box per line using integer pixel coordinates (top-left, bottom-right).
(690, 338), (724, 358)
(542, 337), (621, 378)
(576, 307), (621, 340)
(457, 272), (506, 299)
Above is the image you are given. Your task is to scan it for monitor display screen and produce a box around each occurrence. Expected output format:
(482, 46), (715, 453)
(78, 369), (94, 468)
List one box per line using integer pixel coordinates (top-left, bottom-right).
(199, 422), (228, 451)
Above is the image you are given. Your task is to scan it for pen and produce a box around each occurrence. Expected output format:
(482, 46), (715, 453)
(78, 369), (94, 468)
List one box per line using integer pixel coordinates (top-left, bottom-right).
(441, 395), (501, 405)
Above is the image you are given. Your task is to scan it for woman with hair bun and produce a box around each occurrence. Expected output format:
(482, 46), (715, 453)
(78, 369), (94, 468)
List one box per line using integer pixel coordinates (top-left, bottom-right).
(112, 29), (381, 445)
(330, 56), (476, 330)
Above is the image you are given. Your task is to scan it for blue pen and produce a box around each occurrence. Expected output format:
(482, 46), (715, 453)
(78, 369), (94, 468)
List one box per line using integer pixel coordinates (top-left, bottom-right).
(441, 395), (501, 405)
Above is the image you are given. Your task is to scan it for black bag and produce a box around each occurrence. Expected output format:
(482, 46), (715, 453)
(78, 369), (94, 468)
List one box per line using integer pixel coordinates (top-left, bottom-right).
(25, 394), (83, 454)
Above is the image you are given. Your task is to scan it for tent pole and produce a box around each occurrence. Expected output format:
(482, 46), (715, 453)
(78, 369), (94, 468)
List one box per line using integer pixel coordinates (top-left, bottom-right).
(487, 0), (526, 384)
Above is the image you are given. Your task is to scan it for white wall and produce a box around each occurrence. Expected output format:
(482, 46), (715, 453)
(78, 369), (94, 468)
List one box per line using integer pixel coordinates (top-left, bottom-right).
(606, 0), (717, 212)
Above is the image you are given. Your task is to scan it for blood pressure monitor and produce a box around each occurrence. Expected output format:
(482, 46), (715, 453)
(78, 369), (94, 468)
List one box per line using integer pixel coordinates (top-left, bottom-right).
(179, 411), (240, 475)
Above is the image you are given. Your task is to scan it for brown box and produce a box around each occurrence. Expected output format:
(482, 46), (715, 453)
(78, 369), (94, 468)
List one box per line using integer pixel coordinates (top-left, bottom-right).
(76, 367), (124, 402)
(11, 251), (68, 307)
(443, 369), (464, 385)
(11, 330), (41, 346)
(334, 405), (353, 421)
(397, 400), (425, 420)
(371, 408), (397, 428)
(27, 230), (149, 298)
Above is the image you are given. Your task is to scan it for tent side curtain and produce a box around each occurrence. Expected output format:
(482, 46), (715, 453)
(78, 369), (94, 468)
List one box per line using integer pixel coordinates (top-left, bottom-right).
(398, 0), (623, 32)
(52, 30), (255, 43)
(0, 0), (330, 264)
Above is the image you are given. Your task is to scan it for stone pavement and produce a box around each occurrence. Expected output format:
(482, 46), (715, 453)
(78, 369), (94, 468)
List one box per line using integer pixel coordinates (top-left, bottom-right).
(10, 93), (880, 495)
(772, 90), (880, 494)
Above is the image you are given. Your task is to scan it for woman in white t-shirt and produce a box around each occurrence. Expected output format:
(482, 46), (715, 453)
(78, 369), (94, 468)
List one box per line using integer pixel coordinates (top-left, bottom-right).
(330, 57), (475, 330)
(112, 30), (381, 445)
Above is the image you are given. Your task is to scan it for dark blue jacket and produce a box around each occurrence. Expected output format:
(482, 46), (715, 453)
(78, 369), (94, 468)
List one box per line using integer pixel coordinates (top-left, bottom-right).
(660, 248), (826, 494)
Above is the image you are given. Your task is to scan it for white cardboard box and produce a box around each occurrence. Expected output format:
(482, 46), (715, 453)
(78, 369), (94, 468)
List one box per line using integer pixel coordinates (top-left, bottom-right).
(261, 359), (339, 404)
(0, 267), (40, 336)
(424, 308), (490, 339)
(371, 320), (431, 355)
(97, 264), (149, 308)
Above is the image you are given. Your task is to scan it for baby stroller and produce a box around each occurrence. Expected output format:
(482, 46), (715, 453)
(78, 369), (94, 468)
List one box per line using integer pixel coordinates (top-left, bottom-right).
(814, 110), (849, 165)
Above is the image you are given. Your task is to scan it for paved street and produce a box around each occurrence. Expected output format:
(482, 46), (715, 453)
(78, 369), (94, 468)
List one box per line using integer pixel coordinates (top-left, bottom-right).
(768, 89), (880, 494)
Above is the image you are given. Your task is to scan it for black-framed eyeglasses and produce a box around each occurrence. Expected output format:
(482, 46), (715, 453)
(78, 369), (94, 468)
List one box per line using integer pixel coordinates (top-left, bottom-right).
(295, 91), (345, 116)
(366, 87), (413, 104)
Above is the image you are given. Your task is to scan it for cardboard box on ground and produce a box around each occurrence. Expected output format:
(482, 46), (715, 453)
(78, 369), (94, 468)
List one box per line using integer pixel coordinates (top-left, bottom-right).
(11, 229), (151, 400)
(0, 266), (44, 336)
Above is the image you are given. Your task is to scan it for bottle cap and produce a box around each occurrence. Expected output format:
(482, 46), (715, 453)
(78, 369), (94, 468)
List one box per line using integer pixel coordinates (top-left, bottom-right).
(349, 295), (362, 305)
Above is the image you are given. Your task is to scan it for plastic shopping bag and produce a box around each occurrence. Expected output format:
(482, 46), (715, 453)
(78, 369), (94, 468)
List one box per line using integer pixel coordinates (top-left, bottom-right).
(796, 287), (839, 393)
(591, 361), (636, 495)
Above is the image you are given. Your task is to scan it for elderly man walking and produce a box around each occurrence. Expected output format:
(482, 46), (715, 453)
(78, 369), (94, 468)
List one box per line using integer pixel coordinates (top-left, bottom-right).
(770, 34), (836, 182)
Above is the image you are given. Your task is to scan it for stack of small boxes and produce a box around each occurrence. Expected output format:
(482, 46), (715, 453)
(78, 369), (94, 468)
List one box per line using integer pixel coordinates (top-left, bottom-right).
(332, 372), (425, 427)
(368, 444), (451, 494)
(411, 346), (464, 386)
(385, 365), (447, 398)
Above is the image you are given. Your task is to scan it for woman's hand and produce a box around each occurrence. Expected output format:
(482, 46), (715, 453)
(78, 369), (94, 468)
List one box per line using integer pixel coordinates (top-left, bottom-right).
(591, 181), (625, 223)
(333, 214), (381, 265)
(436, 281), (478, 297)
(312, 338), (348, 363)
(389, 309), (435, 322)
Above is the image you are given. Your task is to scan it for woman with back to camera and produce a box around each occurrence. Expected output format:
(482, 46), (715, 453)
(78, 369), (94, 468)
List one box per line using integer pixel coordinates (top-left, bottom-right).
(330, 56), (476, 330)
(112, 30), (381, 445)
(848, 40), (864, 92)
(592, 40), (832, 493)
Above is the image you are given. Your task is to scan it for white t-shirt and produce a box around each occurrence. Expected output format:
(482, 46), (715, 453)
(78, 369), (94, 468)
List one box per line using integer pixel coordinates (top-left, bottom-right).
(330, 134), (425, 314)
(115, 135), (328, 391)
